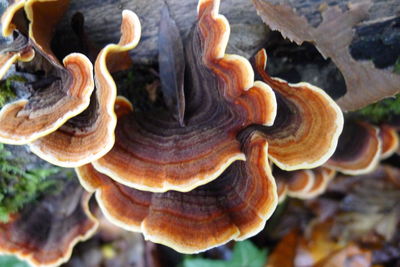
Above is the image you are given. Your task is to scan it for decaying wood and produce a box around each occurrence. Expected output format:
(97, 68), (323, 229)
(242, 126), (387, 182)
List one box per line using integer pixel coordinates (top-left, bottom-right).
(1, 0), (399, 110)
(57, 0), (269, 64)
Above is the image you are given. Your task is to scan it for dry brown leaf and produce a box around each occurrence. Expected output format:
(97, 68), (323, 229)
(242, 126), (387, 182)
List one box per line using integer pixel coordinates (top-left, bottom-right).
(327, 166), (400, 242)
(252, 0), (400, 111)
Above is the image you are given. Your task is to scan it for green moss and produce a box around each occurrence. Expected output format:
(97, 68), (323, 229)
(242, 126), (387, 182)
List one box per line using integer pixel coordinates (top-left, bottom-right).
(115, 66), (162, 112)
(0, 144), (61, 222)
(356, 94), (400, 124)
(0, 75), (26, 108)
(355, 57), (400, 124)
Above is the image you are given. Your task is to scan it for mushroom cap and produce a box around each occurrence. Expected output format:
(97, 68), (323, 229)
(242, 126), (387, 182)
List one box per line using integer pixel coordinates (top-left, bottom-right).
(276, 178), (288, 203)
(0, 53), (94, 144)
(273, 168), (314, 199)
(252, 49), (344, 171)
(274, 166), (336, 200)
(0, 44), (35, 80)
(0, 181), (98, 267)
(379, 124), (399, 159)
(0, 1), (34, 80)
(29, 10), (141, 167)
(76, 132), (277, 253)
(92, 0), (277, 192)
(326, 121), (381, 175)
(1, 0), (26, 37)
(304, 167), (336, 199)
(0, 0), (95, 145)
(24, 0), (70, 65)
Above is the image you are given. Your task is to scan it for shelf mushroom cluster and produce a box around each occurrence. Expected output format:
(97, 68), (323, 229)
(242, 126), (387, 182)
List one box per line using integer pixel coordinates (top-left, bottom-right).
(0, 0), (345, 263)
(0, 0), (94, 146)
(0, 0), (140, 168)
(274, 121), (400, 202)
(76, 0), (343, 253)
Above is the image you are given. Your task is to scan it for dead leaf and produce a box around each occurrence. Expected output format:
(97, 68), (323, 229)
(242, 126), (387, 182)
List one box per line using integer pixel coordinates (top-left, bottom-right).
(252, 0), (400, 111)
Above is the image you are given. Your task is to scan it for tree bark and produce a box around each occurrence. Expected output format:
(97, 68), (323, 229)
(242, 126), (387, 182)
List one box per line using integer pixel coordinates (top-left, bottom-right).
(55, 0), (400, 68)
(57, 0), (269, 64)
(255, 0), (400, 69)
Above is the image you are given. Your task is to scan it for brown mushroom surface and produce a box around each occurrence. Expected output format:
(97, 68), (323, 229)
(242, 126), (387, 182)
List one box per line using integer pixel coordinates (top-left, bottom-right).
(379, 124), (399, 159)
(0, 35), (34, 80)
(77, 131), (277, 253)
(1, 0), (26, 37)
(326, 121), (381, 175)
(0, 181), (98, 267)
(273, 168), (314, 199)
(0, 0), (33, 79)
(251, 49), (343, 171)
(274, 167), (335, 201)
(93, 0), (277, 192)
(29, 10), (141, 167)
(0, 0), (94, 144)
(305, 167), (335, 199)
(276, 178), (288, 202)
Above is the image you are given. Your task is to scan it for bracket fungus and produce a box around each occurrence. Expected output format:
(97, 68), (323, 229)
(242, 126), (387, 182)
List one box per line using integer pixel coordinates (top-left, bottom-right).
(0, 1), (141, 168)
(274, 120), (392, 201)
(0, 0), (94, 145)
(72, 0), (343, 254)
(93, 0), (277, 192)
(326, 121), (381, 175)
(77, 127), (277, 253)
(29, 9), (141, 167)
(0, 180), (98, 267)
(274, 167), (335, 201)
(0, 0), (34, 79)
(0, 0), (346, 257)
(251, 49), (344, 171)
(274, 168), (314, 200)
(379, 124), (399, 159)
(91, 0), (342, 194)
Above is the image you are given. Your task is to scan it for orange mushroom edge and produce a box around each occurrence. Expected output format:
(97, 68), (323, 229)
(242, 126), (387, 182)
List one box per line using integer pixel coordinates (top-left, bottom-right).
(304, 167), (336, 199)
(273, 167), (315, 200)
(0, 0), (94, 145)
(275, 178), (288, 203)
(29, 10), (141, 167)
(273, 165), (336, 201)
(0, 180), (98, 267)
(76, 130), (277, 254)
(0, 0), (34, 79)
(1, 0), (26, 37)
(251, 49), (344, 171)
(92, 0), (277, 193)
(325, 121), (381, 175)
(379, 124), (399, 159)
